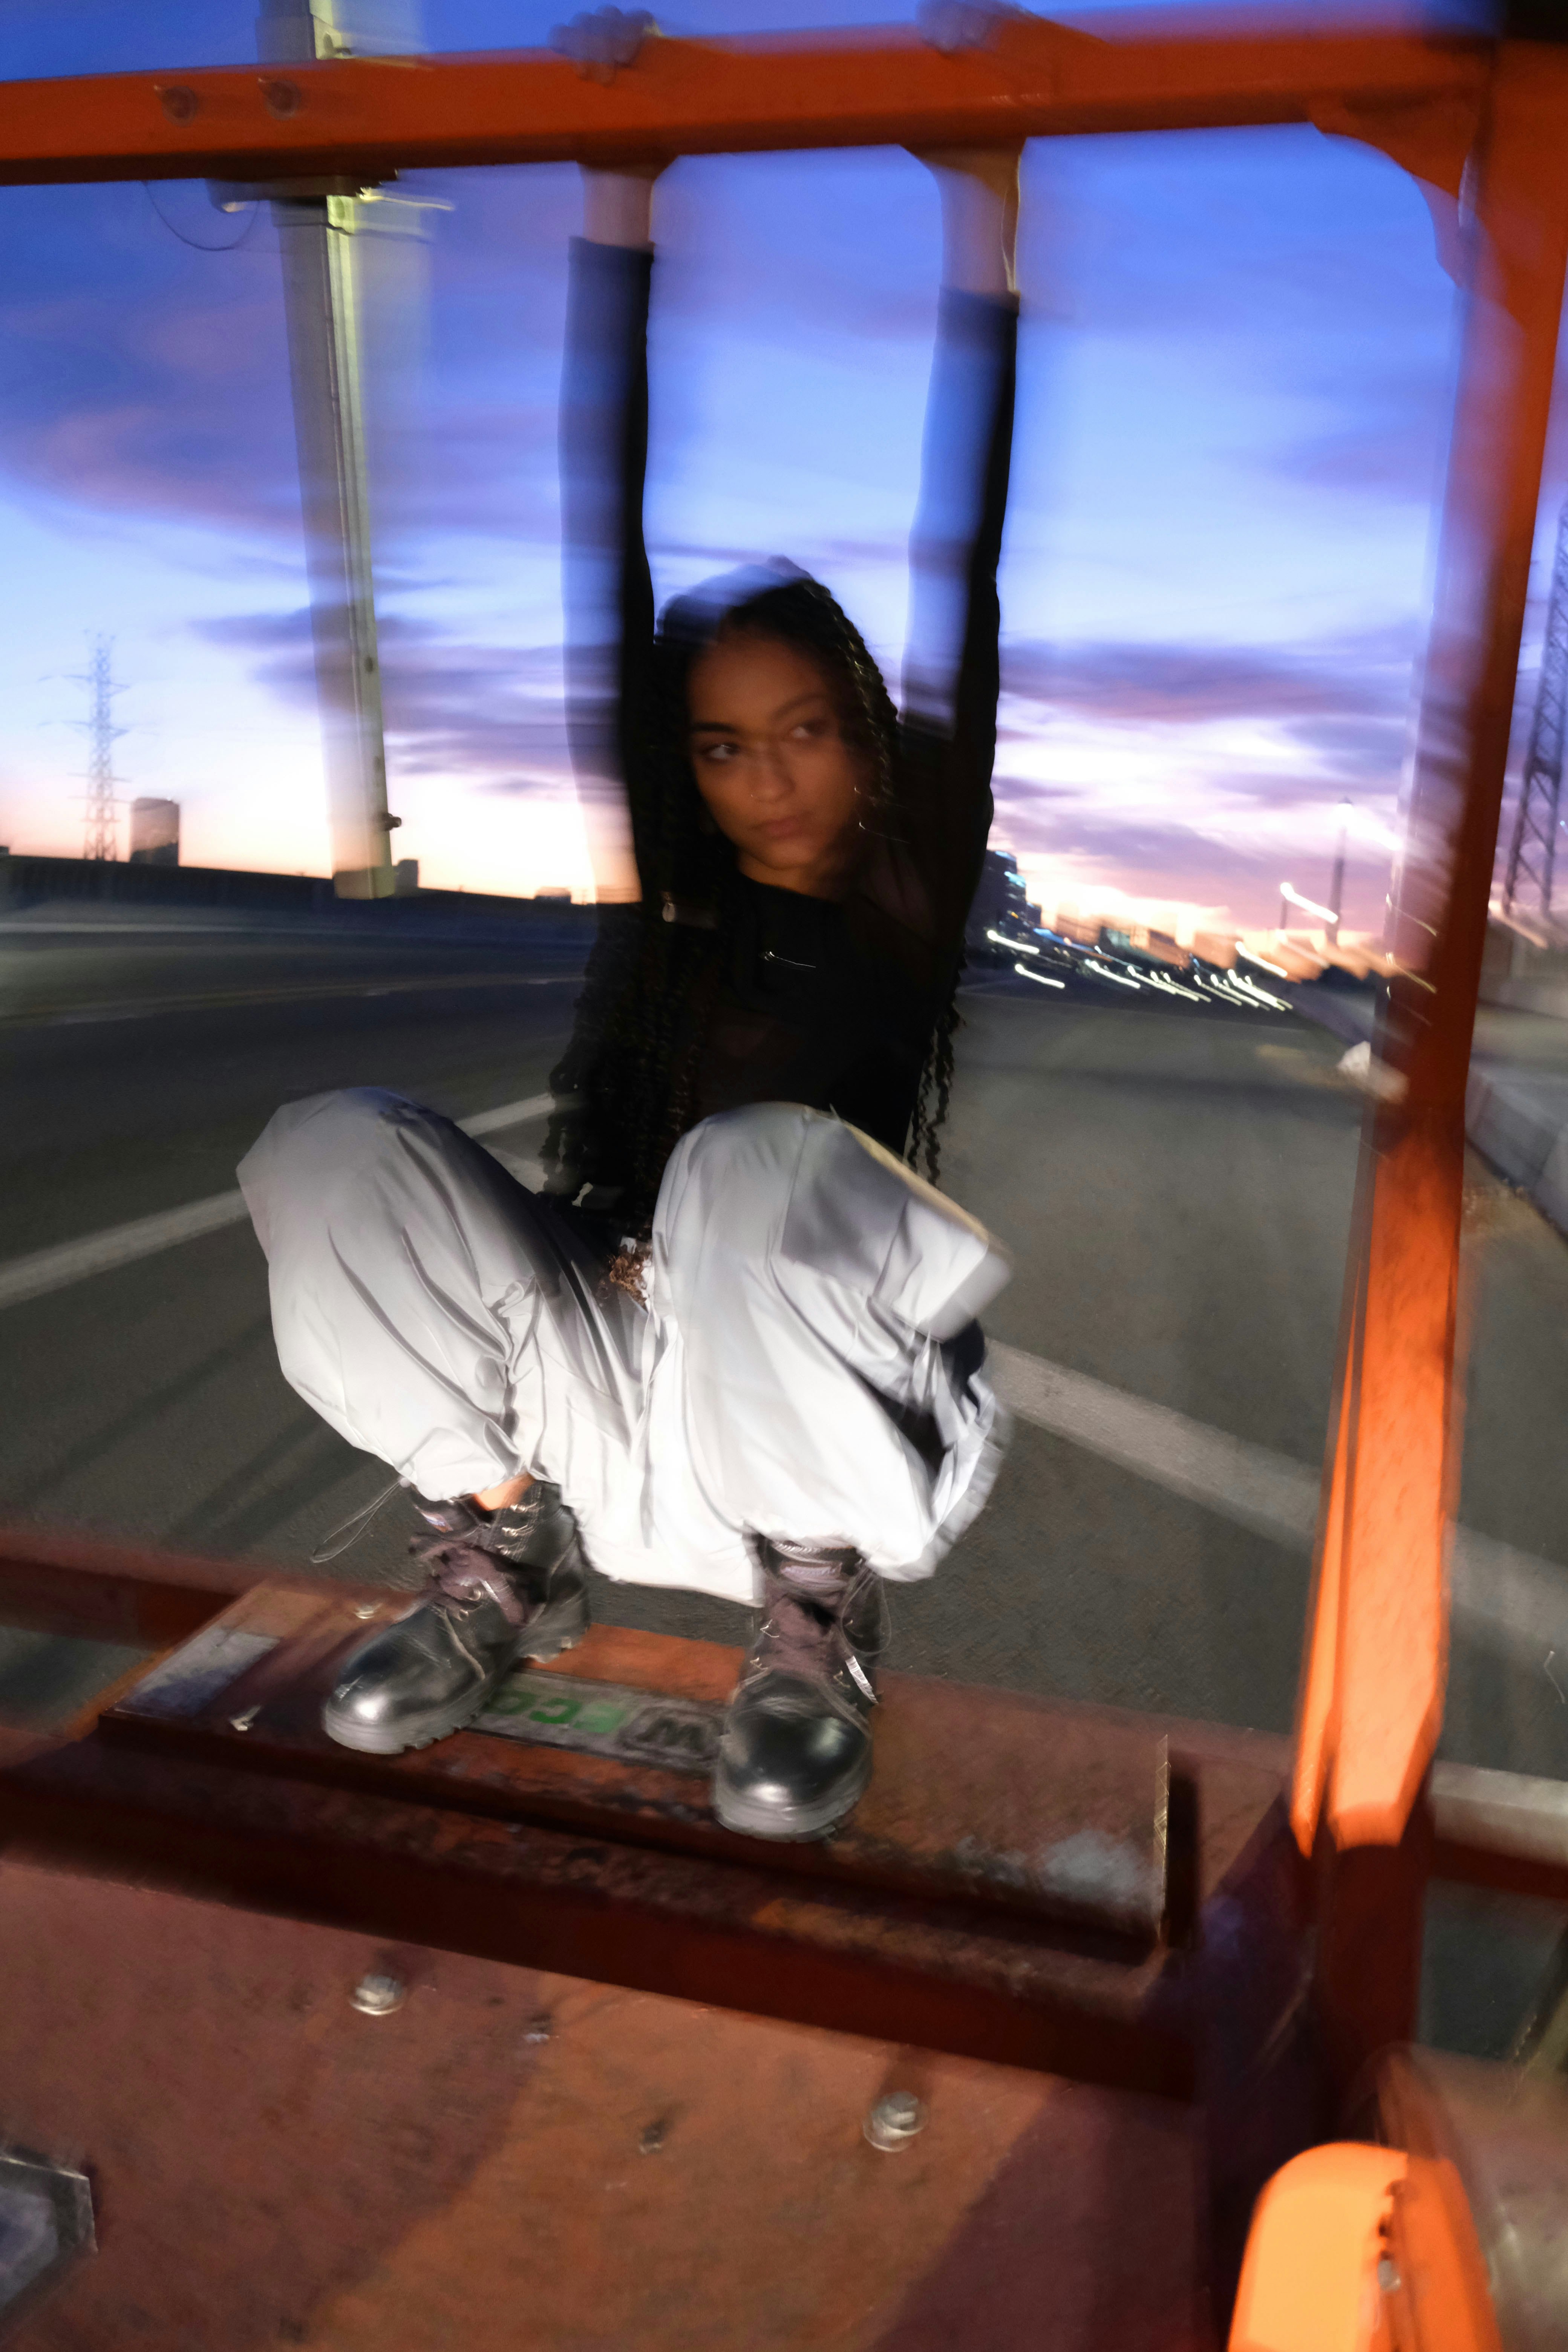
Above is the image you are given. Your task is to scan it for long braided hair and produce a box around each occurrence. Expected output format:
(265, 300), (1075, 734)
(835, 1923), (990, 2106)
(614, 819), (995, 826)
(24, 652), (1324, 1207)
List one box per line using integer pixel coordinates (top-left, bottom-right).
(544, 567), (963, 1244)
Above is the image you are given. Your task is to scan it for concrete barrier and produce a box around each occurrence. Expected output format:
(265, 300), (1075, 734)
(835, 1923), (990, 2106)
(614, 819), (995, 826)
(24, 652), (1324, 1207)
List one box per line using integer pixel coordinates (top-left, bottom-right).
(1289, 977), (1568, 1242)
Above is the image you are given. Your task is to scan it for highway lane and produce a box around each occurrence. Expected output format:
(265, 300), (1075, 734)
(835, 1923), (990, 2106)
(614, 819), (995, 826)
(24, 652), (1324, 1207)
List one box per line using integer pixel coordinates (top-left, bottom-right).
(0, 920), (584, 1258)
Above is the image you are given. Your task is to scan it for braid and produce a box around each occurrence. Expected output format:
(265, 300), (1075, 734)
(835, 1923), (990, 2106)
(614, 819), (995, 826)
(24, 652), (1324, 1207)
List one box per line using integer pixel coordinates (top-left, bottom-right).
(910, 969), (963, 1185)
(560, 568), (968, 1237)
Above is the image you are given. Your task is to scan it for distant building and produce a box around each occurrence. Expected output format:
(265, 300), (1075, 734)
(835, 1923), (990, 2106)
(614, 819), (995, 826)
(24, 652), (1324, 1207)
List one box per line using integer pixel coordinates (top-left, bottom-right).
(533, 886), (573, 902)
(966, 849), (1042, 959)
(128, 798), (179, 867)
(1099, 923), (1189, 971)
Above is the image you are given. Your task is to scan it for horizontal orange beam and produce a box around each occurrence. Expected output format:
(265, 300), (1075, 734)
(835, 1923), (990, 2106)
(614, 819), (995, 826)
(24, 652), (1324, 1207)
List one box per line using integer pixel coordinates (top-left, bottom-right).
(0, 23), (1488, 188)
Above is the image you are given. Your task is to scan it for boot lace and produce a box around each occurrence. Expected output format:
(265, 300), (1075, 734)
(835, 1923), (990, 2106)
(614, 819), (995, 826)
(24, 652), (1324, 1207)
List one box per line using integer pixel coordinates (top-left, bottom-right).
(408, 1531), (531, 1631)
(750, 1571), (880, 1706)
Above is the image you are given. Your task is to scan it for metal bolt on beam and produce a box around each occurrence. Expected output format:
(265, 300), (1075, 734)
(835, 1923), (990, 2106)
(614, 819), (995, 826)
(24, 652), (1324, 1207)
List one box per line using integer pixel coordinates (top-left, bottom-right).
(864, 2092), (927, 2151)
(350, 1972), (406, 2016)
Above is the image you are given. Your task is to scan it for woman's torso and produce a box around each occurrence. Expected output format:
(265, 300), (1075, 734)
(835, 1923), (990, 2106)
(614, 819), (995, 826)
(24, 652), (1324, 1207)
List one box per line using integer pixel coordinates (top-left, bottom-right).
(692, 876), (946, 1155)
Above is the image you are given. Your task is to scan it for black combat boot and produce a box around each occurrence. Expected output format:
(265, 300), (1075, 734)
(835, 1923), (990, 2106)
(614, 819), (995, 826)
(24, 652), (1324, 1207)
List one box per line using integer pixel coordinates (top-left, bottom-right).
(322, 1483), (588, 1755)
(712, 1537), (888, 1841)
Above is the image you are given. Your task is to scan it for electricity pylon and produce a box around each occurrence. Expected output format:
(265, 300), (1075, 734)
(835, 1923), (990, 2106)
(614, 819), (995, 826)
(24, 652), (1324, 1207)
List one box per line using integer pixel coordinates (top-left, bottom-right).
(73, 635), (127, 862)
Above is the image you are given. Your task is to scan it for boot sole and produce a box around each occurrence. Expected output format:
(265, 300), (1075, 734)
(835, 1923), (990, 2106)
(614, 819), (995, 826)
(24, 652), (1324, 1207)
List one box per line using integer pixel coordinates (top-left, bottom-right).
(710, 1747), (873, 1843)
(321, 1594), (589, 1757)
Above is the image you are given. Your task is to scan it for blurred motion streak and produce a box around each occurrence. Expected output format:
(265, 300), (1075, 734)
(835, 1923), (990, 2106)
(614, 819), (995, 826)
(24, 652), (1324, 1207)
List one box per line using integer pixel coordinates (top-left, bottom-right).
(256, 0), (396, 899)
(1292, 38), (1568, 1897)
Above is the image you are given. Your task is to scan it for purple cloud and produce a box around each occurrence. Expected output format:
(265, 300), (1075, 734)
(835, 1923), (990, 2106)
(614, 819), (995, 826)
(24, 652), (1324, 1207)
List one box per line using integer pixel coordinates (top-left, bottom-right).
(188, 606), (574, 791)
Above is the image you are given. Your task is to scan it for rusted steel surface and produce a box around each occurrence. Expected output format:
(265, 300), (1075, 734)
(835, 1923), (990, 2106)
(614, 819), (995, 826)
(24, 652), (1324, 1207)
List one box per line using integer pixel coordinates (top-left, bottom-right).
(0, 1514), (311, 1647)
(103, 1586), (1173, 1943)
(1313, 1800), (1435, 2099)
(0, 1719), (1192, 2096)
(0, 1583), (1333, 2104)
(0, 24), (1487, 190)
(1292, 42), (1568, 1858)
(0, 1858), (1207, 2352)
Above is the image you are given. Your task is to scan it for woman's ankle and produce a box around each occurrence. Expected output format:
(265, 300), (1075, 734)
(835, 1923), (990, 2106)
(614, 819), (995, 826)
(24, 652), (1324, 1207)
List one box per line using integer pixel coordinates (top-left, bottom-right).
(473, 1473), (534, 1512)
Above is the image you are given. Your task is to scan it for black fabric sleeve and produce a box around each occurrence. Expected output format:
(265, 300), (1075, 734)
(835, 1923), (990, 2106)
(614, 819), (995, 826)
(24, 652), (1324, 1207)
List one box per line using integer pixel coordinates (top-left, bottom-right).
(898, 289), (1020, 950)
(550, 240), (658, 1204)
(560, 237), (658, 889)
(542, 900), (641, 1200)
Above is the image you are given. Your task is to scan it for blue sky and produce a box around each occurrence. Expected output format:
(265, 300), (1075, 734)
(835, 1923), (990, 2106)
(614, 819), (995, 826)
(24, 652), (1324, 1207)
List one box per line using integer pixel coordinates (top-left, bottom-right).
(0, 0), (1557, 930)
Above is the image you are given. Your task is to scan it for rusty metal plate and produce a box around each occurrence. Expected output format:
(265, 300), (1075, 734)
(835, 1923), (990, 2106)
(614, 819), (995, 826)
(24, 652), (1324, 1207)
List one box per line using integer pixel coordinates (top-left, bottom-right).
(10, 1715), (1190, 2096)
(0, 1859), (1205, 2350)
(106, 1586), (1172, 1945)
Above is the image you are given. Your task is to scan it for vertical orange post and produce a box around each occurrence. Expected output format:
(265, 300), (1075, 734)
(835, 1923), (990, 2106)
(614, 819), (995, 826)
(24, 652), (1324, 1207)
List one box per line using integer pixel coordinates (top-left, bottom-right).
(1292, 34), (1568, 2066)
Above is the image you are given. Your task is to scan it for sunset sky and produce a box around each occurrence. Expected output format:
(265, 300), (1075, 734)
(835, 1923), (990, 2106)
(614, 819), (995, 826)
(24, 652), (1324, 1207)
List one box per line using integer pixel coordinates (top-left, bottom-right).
(1, 0), (1560, 933)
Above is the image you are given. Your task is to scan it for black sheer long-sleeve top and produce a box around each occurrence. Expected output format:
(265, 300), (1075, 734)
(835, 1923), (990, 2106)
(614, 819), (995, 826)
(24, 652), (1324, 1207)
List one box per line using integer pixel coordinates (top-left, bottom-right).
(552, 235), (1018, 1201)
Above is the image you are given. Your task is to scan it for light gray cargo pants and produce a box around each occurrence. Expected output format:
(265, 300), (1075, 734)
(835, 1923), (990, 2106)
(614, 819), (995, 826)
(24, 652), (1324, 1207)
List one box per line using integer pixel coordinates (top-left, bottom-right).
(239, 1090), (1010, 1605)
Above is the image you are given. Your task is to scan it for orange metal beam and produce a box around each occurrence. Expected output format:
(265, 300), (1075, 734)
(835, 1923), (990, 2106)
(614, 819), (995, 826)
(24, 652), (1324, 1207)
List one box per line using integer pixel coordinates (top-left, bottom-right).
(0, 23), (1487, 188)
(1292, 40), (1568, 1857)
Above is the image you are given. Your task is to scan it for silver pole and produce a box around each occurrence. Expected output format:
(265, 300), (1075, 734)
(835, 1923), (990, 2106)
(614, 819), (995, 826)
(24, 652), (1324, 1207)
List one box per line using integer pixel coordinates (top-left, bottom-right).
(259, 0), (395, 900)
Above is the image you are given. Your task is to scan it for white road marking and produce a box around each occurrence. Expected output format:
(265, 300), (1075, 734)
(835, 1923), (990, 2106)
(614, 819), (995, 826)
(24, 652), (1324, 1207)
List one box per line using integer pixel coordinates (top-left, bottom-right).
(989, 1343), (1318, 1547)
(988, 1341), (1568, 1664)
(456, 1092), (555, 1140)
(0, 1091), (553, 1312)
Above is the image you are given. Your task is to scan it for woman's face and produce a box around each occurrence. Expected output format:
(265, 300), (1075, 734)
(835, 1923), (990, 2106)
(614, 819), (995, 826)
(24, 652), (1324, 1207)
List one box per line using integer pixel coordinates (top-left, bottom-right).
(686, 631), (866, 896)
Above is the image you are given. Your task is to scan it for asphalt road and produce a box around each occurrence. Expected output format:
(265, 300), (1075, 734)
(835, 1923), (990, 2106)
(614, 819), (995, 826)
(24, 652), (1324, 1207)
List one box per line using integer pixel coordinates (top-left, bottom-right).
(5, 908), (1568, 2053)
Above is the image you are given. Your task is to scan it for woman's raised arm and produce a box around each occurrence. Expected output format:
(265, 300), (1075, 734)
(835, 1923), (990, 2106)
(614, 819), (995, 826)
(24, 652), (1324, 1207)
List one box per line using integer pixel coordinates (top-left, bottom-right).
(560, 165), (665, 894)
(900, 150), (1022, 943)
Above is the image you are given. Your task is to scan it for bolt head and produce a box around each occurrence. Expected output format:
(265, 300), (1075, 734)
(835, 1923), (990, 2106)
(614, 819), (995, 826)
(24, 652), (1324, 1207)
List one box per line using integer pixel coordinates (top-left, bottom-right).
(864, 2092), (927, 2151)
(351, 1972), (406, 2017)
(352, 1602), (379, 1620)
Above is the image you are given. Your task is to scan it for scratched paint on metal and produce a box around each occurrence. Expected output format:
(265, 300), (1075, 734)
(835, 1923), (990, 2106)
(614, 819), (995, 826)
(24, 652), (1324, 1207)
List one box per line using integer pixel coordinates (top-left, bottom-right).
(478, 1671), (723, 1776)
(120, 1623), (279, 1719)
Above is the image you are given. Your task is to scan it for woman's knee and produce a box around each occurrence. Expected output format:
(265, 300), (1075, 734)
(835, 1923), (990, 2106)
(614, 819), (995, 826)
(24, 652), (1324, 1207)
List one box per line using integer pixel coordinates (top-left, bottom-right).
(239, 1087), (426, 1251)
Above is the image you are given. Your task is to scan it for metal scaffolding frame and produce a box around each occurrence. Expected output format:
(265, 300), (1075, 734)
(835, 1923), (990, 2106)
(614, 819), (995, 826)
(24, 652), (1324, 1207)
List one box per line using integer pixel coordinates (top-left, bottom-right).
(6, 15), (1568, 2332)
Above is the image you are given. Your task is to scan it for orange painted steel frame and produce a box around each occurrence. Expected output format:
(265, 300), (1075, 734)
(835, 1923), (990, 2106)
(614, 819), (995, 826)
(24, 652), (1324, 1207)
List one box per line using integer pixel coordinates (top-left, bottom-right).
(3, 12), (1567, 2078)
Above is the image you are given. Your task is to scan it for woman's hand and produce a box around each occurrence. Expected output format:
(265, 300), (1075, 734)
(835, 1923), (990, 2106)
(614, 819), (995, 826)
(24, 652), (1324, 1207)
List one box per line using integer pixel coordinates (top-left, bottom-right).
(581, 160), (668, 250)
(912, 145), (1023, 298)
